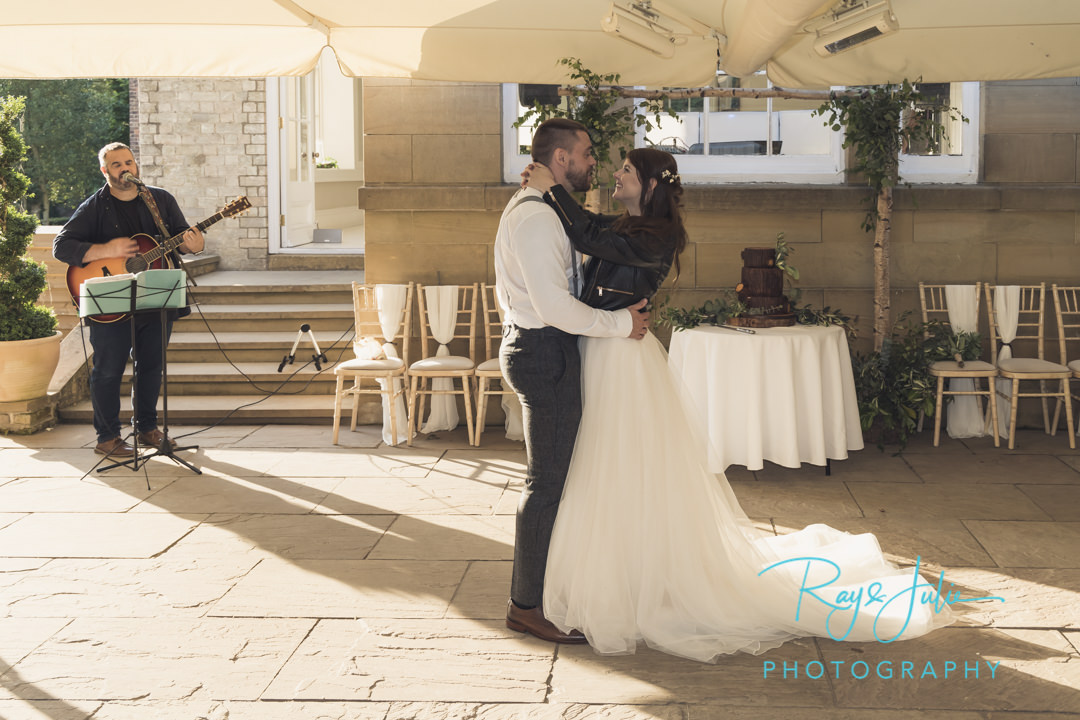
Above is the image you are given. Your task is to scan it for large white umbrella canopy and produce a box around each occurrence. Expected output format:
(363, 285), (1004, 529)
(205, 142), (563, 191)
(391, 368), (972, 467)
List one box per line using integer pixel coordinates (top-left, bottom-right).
(1, 0), (1079, 87)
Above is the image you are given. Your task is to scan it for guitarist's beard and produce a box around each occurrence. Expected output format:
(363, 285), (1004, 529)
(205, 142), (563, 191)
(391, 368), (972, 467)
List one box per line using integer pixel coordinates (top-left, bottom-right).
(106, 168), (139, 193)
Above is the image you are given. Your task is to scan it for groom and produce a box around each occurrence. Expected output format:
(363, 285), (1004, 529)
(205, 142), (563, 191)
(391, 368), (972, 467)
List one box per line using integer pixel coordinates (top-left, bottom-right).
(494, 118), (650, 643)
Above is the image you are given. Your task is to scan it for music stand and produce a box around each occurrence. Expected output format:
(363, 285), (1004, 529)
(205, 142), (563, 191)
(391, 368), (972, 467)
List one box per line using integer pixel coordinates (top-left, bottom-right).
(82, 271), (201, 474)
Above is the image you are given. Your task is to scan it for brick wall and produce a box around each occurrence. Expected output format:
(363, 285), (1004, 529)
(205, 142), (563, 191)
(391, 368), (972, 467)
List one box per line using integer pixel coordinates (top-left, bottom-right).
(137, 78), (269, 270)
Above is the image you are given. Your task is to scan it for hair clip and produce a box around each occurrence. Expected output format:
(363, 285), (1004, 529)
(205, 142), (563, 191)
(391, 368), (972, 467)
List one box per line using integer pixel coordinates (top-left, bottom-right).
(661, 169), (681, 185)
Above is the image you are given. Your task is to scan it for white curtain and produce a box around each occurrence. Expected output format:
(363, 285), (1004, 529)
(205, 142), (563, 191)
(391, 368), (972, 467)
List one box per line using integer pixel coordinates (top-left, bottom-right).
(374, 284), (410, 445)
(992, 285), (1021, 439)
(944, 285), (986, 438)
(420, 285), (460, 433)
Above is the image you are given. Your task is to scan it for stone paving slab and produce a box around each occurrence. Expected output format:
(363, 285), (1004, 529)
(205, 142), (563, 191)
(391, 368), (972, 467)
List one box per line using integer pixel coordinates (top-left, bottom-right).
(963, 520), (1080, 567)
(845, 482), (1053, 520)
(427, 449), (528, 485)
(726, 480), (866, 520)
(129, 474), (341, 515)
(368, 515), (515, 560)
(446, 561), (512, 620)
(691, 709), (986, 720)
(380, 703), (689, 719)
(233, 424), (382, 449)
(263, 619), (553, 703)
(1018, 483), (1080, 520)
(0, 476), (163, 513)
(819, 628), (1080, 712)
(314, 476), (508, 516)
(0, 699), (102, 720)
(0, 512), (205, 558)
(768, 517), (995, 569)
(0, 513), (27, 533)
(86, 699), (390, 719)
(162, 513), (394, 561)
(755, 452), (923, 482)
(0, 448), (117, 478)
(0, 558), (45, 588)
(550, 637), (831, 707)
(944, 568), (1080, 629)
(262, 447), (444, 478)
(0, 617), (71, 673)
(7, 617), (314, 702)
(1, 557), (260, 618)
(208, 558), (467, 618)
(903, 453), (1080, 484)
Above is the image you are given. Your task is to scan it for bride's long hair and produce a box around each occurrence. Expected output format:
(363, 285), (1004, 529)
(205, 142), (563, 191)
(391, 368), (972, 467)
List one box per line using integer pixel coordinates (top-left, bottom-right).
(611, 147), (688, 279)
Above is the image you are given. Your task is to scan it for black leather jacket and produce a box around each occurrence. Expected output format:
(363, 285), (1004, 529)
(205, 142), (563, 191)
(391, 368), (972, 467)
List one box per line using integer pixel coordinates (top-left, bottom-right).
(543, 185), (675, 311)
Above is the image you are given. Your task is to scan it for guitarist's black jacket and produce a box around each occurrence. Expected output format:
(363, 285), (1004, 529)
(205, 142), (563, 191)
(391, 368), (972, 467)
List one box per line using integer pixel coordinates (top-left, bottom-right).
(54, 182), (193, 317)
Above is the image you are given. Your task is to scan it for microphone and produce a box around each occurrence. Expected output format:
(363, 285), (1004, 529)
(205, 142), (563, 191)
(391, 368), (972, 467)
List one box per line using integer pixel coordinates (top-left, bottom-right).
(121, 172), (144, 186)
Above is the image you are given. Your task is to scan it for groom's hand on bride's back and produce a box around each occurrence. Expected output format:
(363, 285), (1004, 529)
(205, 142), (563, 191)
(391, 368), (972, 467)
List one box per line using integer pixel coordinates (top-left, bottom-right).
(627, 299), (650, 340)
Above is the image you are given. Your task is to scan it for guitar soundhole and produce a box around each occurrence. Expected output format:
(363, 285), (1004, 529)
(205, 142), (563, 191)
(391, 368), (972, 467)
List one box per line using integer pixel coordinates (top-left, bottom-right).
(126, 257), (150, 274)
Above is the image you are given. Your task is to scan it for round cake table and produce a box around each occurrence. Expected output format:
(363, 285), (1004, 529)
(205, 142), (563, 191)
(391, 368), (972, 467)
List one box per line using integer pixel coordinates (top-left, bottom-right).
(667, 324), (864, 472)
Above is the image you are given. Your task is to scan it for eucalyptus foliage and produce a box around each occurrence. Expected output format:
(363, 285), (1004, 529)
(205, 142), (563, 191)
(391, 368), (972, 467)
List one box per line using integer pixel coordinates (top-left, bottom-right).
(0, 95), (57, 342)
(514, 58), (676, 188)
(852, 315), (982, 449)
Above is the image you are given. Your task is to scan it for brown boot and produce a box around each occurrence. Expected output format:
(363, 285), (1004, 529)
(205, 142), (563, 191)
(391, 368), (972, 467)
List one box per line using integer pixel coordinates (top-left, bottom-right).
(94, 437), (135, 458)
(137, 428), (177, 450)
(506, 600), (587, 644)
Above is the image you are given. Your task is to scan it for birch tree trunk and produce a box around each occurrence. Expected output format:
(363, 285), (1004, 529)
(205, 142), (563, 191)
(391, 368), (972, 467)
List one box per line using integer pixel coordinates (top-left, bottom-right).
(873, 185), (893, 351)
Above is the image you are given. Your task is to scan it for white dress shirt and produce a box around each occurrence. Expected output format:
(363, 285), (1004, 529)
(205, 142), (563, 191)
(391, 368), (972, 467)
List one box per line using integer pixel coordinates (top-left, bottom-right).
(494, 188), (632, 337)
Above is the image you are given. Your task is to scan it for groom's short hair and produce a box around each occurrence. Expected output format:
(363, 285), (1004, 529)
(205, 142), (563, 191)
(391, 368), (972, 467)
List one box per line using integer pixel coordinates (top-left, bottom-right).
(531, 118), (588, 166)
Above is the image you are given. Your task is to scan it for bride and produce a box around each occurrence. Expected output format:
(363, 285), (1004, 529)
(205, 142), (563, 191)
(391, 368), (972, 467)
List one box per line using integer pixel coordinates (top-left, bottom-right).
(522, 148), (954, 662)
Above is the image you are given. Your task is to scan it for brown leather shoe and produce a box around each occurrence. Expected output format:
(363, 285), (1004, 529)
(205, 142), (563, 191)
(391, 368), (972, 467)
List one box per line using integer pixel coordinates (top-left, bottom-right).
(136, 428), (177, 450)
(94, 437), (135, 458)
(506, 600), (587, 644)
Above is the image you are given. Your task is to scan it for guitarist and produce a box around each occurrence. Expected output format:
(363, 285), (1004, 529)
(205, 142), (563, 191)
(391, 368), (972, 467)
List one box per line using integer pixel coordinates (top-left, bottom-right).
(53, 142), (205, 459)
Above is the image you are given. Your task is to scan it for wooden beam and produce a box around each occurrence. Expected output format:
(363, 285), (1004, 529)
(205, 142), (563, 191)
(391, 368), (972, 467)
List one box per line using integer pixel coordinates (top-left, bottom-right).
(556, 86), (858, 101)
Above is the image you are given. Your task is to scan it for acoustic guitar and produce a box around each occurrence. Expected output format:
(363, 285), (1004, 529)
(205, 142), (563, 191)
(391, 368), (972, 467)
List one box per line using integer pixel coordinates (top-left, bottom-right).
(67, 196), (251, 323)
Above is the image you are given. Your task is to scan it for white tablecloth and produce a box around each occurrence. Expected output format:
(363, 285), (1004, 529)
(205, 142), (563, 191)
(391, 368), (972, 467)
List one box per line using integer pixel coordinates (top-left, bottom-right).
(668, 324), (864, 471)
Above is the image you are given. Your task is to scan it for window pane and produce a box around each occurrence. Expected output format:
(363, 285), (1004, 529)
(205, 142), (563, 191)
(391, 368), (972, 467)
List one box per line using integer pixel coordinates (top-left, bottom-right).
(904, 82), (963, 157)
(650, 74), (832, 157)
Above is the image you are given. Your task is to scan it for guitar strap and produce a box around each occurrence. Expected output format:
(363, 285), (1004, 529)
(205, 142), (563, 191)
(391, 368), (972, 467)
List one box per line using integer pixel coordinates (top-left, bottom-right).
(137, 185), (172, 242)
(137, 184), (198, 288)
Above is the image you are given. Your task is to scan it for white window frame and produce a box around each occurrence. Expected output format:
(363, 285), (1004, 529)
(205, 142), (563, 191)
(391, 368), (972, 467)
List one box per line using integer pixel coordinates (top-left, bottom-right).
(898, 82), (980, 184)
(502, 84), (845, 185)
(502, 81), (980, 185)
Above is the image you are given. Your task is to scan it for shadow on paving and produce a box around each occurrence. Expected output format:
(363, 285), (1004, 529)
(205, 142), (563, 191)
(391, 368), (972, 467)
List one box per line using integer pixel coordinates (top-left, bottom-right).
(0, 430), (1078, 718)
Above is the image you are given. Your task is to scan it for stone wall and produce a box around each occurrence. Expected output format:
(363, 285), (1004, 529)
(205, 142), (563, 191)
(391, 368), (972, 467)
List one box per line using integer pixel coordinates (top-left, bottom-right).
(359, 78), (1080, 354)
(136, 78), (269, 269)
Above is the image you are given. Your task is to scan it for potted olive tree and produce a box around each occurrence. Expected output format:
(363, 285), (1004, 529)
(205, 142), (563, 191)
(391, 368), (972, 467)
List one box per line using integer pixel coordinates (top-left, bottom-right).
(0, 95), (61, 403)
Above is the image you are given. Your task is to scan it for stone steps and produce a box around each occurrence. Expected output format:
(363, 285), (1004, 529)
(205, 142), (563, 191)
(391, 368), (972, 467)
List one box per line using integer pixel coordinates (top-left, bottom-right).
(59, 269), (379, 426)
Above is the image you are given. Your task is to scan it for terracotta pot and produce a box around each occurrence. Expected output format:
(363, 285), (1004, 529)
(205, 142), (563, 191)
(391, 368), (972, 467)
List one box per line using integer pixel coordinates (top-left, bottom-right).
(0, 331), (63, 402)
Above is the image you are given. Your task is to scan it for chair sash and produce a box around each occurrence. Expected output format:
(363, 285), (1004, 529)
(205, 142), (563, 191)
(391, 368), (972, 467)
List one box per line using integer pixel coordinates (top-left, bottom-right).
(944, 285), (986, 438)
(375, 284), (410, 445)
(420, 285), (460, 433)
(991, 285), (1021, 439)
(501, 392), (524, 441)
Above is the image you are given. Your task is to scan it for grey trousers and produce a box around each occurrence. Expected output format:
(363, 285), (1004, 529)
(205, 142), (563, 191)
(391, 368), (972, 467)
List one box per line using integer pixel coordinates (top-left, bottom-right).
(500, 324), (582, 608)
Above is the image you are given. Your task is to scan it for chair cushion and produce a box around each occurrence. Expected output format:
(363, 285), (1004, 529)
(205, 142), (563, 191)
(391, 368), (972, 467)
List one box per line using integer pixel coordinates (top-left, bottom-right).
(1069, 359), (1080, 375)
(335, 357), (404, 373)
(410, 356), (475, 371)
(929, 360), (995, 374)
(997, 357), (1069, 374)
(476, 358), (501, 372)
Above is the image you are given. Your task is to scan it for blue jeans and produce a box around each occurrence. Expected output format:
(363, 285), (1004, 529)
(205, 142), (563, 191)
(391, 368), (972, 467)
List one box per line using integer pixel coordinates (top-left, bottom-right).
(500, 324), (582, 608)
(88, 312), (174, 444)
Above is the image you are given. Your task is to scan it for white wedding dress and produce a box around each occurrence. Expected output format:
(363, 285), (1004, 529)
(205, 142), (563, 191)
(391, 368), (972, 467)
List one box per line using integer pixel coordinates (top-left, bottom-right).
(543, 332), (954, 662)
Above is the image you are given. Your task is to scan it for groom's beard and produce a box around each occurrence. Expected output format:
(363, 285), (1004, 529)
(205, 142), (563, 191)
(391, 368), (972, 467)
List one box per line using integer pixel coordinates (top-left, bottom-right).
(565, 162), (593, 193)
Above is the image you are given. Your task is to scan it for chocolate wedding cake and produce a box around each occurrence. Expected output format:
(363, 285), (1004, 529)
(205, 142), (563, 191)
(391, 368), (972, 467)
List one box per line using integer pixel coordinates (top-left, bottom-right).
(730, 247), (796, 328)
